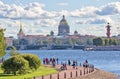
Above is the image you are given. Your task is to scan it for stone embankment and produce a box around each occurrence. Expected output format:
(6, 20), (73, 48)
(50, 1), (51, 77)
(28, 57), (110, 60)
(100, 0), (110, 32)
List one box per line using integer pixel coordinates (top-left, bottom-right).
(93, 46), (120, 51)
(71, 69), (117, 79)
(33, 65), (117, 79)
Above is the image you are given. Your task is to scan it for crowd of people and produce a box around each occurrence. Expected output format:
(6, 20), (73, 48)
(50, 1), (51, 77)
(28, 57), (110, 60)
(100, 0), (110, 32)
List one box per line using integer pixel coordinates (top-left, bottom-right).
(42, 58), (90, 70)
(43, 58), (58, 67)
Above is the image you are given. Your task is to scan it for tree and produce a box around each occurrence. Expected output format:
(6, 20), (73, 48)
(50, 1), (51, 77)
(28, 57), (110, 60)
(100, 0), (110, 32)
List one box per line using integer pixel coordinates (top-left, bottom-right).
(19, 39), (28, 45)
(105, 38), (109, 46)
(21, 54), (41, 70)
(43, 40), (49, 45)
(118, 39), (120, 45)
(93, 37), (105, 46)
(13, 39), (19, 46)
(0, 29), (6, 57)
(112, 39), (118, 45)
(77, 39), (85, 45)
(1, 55), (29, 75)
(68, 39), (74, 45)
(109, 38), (113, 45)
(87, 38), (93, 45)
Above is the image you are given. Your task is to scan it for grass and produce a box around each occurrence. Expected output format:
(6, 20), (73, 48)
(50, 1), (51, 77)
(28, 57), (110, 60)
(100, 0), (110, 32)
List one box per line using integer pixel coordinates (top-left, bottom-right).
(0, 65), (58, 79)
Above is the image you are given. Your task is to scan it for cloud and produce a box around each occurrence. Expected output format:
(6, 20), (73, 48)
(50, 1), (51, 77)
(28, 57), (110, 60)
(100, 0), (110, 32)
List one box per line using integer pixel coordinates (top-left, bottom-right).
(34, 19), (58, 27)
(95, 2), (120, 15)
(0, 1), (58, 20)
(75, 16), (113, 24)
(70, 2), (120, 18)
(57, 2), (68, 6)
(70, 6), (98, 18)
(0, 1), (119, 20)
(96, 0), (100, 1)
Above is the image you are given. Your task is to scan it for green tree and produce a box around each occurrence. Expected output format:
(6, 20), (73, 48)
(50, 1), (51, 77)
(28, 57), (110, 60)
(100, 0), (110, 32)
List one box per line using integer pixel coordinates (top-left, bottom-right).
(68, 39), (74, 45)
(43, 40), (49, 45)
(105, 38), (109, 46)
(112, 39), (118, 45)
(21, 54), (41, 70)
(118, 39), (120, 45)
(87, 38), (93, 45)
(0, 29), (6, 57)
(19, 39), (28, 45)
(93, 37), (105, 46)
(13, 39), (19, 46)
(109, 38), (113, 45)
(53, 38), (61, 45)
(1, 55), (29, 75)
(77, 39), (85, 45)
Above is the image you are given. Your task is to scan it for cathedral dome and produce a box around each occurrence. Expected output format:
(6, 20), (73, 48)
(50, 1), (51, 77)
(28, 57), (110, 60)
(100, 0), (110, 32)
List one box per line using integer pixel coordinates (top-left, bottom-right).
(58, 15), (70, 36)
(74, 30), (78, 35)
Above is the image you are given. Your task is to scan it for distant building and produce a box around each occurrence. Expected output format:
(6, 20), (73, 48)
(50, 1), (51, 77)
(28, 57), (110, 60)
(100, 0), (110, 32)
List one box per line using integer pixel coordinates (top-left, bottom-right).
(5, 37), (13, 47)
(50, 30), (54, 36)
(17, 19), (48, 49)
(58, 15), (70, 36)
(17, 20), (25, 40)
(74, 30), (78, 35)
(5, 16), (99, 50)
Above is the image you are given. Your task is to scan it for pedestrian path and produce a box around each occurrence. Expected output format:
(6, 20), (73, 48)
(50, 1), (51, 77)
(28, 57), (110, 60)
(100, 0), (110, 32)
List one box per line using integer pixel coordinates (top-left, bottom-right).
(34, 65), (95, 79)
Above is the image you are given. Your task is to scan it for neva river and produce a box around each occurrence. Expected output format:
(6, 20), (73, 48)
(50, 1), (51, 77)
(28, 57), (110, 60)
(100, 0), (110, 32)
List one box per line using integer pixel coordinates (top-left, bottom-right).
(5, 50), (120, 75)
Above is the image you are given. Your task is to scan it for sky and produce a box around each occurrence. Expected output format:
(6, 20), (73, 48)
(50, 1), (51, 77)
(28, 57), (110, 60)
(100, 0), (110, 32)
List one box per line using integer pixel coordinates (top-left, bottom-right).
(0, 0), (120, 38)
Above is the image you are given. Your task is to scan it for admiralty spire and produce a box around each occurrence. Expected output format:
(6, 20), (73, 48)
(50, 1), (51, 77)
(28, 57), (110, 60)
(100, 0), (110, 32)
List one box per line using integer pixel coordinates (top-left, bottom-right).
(17, 19), (25, 39)
(58, 15), (70, 36)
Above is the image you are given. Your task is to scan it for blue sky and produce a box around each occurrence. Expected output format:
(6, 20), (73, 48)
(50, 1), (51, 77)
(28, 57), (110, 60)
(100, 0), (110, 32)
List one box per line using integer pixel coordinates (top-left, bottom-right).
(0, 0), (120, 38)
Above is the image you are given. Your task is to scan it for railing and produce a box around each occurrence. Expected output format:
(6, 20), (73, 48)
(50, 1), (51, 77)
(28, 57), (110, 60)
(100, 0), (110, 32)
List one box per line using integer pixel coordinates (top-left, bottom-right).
(24, 65), (94, 79)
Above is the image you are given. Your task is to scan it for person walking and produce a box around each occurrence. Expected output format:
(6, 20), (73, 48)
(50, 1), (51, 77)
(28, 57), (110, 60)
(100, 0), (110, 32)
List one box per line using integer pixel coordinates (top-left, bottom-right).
(68, 59), (71, 66)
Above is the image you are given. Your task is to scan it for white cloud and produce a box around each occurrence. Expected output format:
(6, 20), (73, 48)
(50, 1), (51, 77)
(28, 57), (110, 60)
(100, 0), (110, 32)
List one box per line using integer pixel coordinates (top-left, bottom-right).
(0, 1), (58, 19)
(34, 19), (58, 27)
(96, 2), (120, 15)
(75, 16), (113, 24)
(70, 2), (120, 18)
(57, 2), (68, 6)
(0, 1), (119, 20)
(70, 6), (98, 18)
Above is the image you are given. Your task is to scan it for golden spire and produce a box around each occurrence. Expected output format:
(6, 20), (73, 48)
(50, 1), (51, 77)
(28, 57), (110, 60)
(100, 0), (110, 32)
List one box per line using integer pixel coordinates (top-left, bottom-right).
(18, 17), (24, 35)
(63, 15), (65, 19)
(20, 17), (22, 32)
(60, 15), (68, 24)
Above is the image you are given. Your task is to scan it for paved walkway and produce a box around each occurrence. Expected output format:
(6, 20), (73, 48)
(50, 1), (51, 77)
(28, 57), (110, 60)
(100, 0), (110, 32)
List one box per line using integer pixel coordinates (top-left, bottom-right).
(34, 65), (95, 79)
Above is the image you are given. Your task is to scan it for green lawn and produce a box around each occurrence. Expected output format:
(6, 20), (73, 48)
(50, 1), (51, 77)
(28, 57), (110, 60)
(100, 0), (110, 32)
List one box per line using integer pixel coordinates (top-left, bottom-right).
(0, 65), (58, 79)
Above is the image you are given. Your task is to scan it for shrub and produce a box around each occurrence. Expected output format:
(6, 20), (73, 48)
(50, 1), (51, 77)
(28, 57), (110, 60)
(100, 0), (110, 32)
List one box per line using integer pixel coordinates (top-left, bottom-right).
(1, 55), (29, 75)
(21, 54), (41, 70)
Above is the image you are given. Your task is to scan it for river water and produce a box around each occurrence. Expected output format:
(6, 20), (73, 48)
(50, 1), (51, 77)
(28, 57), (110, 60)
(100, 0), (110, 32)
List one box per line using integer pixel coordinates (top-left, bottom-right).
(4, 50), (120, 75)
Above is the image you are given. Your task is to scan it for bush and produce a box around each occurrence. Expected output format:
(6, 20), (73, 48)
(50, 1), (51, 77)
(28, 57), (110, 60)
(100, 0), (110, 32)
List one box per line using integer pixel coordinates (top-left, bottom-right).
(1, 55), (29, 75)
(21, 54), (41, 70)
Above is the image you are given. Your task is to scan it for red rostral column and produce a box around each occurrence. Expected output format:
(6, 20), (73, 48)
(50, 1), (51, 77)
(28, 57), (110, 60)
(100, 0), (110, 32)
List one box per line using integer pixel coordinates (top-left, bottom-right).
(106, 22), (111, 38)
